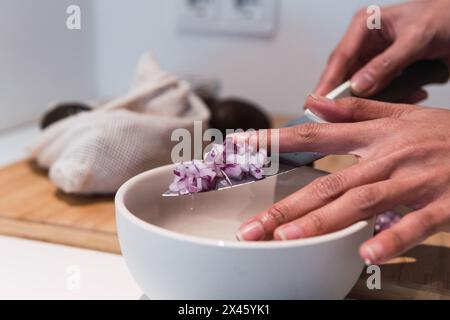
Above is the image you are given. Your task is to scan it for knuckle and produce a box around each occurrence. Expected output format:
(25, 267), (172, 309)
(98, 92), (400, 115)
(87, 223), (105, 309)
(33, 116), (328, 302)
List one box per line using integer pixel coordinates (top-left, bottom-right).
(339, 97), (363, 109)
(423, 203), (449, 233)
(307, 212), (327, 234)
(338, 97), (370, 116)
(381, 117), (397, 126)
(407, 144), (427, 157)
(349, 186), (381, 212)
(402, 108), (424, 120)
(386, 107), (410, 119)
(311, 174), (346, 202)
(371, 118), (401, 131)
(266, 204), (290, 225)
(415, 214), (438, 237)
(407, 25), (435, 44)
(372, 55), (397, 75)
(293, 123), (322, 143)
(399, 142), (427, 158)
(386, 229), (407, 254)
(383, 118), (401, 128)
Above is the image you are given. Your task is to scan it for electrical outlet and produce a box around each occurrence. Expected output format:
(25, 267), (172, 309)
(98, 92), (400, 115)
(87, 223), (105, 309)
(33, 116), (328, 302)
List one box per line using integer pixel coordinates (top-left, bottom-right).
(221, 0), (277, 35)
(177, 0), (219, 21)
(177, 0), (278, 37)
(230, 0), (266, 21)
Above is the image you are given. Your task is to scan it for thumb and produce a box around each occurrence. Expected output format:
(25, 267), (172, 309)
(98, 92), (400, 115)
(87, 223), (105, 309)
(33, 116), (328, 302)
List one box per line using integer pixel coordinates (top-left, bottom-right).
(350, 38), (422, 97)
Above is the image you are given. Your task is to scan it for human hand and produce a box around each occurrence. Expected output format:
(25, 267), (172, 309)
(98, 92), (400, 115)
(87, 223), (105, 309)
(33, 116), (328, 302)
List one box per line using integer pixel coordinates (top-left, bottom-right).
(316, 0), (450, 99)
(237, 96), (450, 265)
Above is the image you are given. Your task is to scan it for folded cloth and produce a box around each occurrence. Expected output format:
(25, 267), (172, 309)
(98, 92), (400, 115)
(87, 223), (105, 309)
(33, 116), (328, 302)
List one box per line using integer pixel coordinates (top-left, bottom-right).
(28, 53), (210, 195)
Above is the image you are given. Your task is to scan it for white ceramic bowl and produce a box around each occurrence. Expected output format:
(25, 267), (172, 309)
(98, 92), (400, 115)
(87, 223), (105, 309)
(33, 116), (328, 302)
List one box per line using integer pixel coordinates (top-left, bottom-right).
(116, 165), (374, 300)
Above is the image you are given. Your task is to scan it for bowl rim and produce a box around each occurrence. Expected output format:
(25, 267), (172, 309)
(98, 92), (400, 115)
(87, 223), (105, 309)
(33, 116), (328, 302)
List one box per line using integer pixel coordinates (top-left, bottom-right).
(116, 165), (374, 250)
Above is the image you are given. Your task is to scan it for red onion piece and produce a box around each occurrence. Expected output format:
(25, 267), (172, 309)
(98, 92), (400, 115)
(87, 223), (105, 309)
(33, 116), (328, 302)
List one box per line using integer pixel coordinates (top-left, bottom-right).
(169, 142), (269, 195)
(375, 211), (401, 234)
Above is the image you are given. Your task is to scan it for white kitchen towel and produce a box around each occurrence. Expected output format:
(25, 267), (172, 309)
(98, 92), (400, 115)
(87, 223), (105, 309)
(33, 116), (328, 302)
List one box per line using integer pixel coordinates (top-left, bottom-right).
(28, 53), (210, 195)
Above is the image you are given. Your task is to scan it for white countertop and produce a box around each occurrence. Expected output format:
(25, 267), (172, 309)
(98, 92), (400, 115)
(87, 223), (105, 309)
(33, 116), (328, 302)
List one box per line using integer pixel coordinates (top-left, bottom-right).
(0, 236), (142, 300)
(0, 124), (143, 300)
(0, 123), (38, 168)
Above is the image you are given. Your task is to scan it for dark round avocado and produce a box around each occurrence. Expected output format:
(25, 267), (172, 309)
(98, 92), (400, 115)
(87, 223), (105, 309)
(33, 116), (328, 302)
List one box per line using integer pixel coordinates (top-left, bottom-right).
(208, 98), (271, 136)
(40, 103), (92, 129)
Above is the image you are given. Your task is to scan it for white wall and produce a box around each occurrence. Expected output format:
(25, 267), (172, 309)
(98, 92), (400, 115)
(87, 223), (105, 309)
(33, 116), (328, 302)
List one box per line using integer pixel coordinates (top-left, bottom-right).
(94, 0), (450, 117)
(0, 0), (96, 131)
(2, 0), (449, 132)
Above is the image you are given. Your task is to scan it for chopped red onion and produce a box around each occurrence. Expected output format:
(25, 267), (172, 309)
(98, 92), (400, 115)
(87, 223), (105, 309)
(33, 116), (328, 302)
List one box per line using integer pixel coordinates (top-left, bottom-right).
(169, 160), (218, 195)
(169, 142), (269, 195)
(375, 211), (401, 234)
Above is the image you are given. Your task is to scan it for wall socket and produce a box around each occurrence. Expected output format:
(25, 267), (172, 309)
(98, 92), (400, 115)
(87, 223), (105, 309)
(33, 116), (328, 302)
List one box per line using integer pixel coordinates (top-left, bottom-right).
(177, 0), (279, 37)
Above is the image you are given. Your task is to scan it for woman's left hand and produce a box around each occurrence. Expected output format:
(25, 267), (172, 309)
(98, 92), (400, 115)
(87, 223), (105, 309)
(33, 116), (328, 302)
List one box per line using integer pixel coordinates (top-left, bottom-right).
(236, 95), (450, 265)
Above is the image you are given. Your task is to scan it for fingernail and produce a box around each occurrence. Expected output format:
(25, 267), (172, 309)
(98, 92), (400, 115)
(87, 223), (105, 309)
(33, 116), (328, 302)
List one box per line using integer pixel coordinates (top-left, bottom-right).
(362, 242), (383, 264)
(351, 73), (375, 94)
(236, 221), (265, 241)
(309, 94), (334, 104)
(306, 94), (334, 119)
(277, 224), (303, 241)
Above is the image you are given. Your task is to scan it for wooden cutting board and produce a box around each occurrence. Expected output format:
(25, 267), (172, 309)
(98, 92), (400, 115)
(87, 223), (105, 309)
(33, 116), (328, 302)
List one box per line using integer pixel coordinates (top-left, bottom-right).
(0, 161), (118, 254)
(0, 160), (449, 299)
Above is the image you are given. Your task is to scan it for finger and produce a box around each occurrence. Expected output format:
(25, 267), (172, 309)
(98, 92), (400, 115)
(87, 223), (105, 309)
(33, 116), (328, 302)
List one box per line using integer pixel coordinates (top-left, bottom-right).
(229, 120), (378, 157)
(360, 202), (450, 265)
(237, 156), (399, 242)
(305, 95), (418, 123)
(402, 89), (428, 105)
(315, 10), (369, 95)
(350, 37), (424, 97)
(274, 174), (432, 241)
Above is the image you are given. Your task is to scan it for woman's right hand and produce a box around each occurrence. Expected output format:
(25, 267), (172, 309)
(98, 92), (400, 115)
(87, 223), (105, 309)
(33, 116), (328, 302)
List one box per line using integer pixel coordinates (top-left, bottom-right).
(315, 0), (450, 100)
